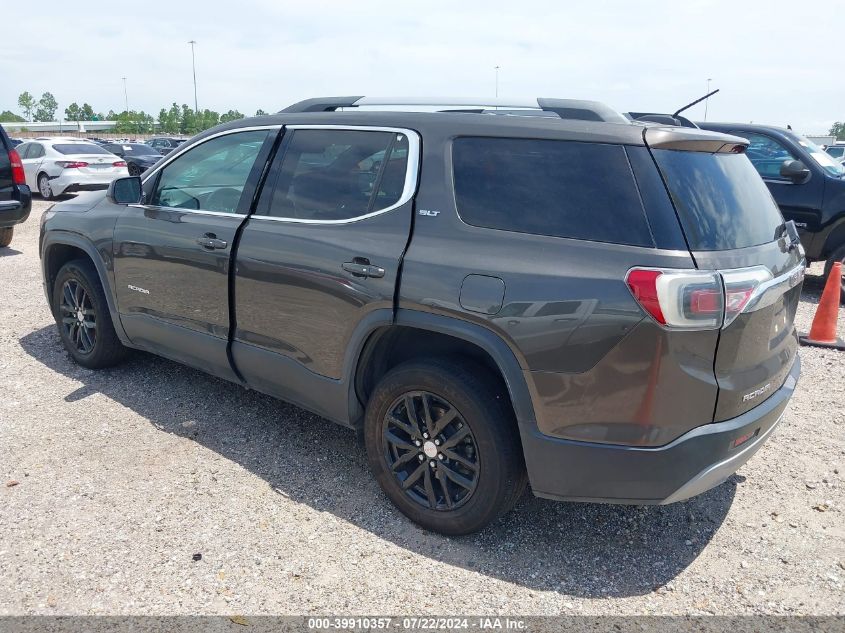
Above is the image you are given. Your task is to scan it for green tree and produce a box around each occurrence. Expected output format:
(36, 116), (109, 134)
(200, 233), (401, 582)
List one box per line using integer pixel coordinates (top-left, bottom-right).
(157, 108), (171, 133)
(80, 103), (96, 120)
(829, 122), (845, 141)
(255, 109), (268, 116)
(196, 109), (220, 132)
(34, 92), (58, 121)
(65, 102), (83, 121)
(220, 109), (244, 123)
(113, 110), (155, 134)
(158, 103), (181, 134)
(180, 104), (198, 135)
(17, 91), (36, 121)
(0, 110), (25, 122)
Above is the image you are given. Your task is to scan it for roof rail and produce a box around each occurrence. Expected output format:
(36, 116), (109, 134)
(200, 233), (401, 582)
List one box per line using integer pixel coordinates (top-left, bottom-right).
(280, 96), (629, 123)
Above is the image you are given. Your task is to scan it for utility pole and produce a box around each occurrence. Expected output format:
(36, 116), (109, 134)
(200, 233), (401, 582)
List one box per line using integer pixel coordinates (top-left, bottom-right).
(188, 40), (199, 112)
(122, 77), (128, 113)
(704, 77), (712, 121)
(495, 65), (500, 98)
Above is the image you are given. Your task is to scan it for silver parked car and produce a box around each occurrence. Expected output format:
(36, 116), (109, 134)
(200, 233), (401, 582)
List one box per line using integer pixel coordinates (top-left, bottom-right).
(16, 139), (129, 199)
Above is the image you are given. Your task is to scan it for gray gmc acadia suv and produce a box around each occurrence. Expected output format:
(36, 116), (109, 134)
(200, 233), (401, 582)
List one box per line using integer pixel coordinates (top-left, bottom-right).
(39, 97), (805, 535)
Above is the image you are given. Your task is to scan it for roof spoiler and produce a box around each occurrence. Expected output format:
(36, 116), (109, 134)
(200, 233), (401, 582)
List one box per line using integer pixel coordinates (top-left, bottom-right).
(644, 126), (748, 153)
(280, 96), (629, 123)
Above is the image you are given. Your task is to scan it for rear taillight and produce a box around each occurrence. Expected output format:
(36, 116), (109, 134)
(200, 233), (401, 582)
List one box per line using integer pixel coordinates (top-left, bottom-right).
(626, 266), (774, 330)
(56, 161), (89, 169)
(113, 161), (127, 167)
(720, 267), (773, 327)
(8, 149), (25, 185)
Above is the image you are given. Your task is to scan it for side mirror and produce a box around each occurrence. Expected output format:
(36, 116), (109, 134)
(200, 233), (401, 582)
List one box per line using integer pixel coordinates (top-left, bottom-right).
(107, 176), (142, 205)
(780, 159), (810, 183)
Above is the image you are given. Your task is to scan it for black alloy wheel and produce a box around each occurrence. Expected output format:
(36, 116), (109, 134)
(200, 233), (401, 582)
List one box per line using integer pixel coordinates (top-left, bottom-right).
(52, 259), (128, 369)
(383, 391), (479, 511)
(365, 358), (527, 535)
(59, 278), (97, 355)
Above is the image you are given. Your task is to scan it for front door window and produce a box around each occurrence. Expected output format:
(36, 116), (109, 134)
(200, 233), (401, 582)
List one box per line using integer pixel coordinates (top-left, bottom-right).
(739, 133), (795, 180)
(150, 130), (270, 214)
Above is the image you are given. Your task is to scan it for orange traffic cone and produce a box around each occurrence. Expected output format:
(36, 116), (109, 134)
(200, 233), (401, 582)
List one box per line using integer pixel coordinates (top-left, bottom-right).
(799, 261), (845, 350)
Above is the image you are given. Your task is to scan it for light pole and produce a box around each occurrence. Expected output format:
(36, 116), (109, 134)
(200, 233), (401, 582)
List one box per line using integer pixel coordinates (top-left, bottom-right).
(495, 65), (500, 98)
(704, 77), (712, 121)
(122, 77), (128, 113)
(188, 40), (199, 112)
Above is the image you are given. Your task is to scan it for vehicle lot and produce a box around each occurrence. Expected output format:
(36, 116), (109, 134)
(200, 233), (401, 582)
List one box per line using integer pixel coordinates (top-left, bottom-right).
(1, 199), (843, 615)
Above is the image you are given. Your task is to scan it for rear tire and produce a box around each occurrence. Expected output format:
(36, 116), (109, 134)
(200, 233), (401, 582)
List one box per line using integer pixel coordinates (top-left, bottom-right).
(52, 259), (128, 369)
(38, 173), (54, 200)
(364, 358), (527, 535)
(128, 163), (141, 177)
(0, 227), (12, 247)
(823, 244), (845, 301)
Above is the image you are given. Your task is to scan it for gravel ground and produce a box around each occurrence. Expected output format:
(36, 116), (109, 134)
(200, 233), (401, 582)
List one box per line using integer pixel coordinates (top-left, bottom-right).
(1, 198), (843, 616)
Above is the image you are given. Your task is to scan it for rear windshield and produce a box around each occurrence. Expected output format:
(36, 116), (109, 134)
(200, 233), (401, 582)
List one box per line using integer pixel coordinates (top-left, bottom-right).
(52, 143), (112, 155)
(652, 150), (784, 251)
(452, 137), (653, 247)
(112, 144), (158, 155)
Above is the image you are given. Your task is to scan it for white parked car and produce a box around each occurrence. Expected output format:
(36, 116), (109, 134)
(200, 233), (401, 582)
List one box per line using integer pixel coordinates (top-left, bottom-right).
(16, 139), (129, 200)
(825, 142), (845, 160)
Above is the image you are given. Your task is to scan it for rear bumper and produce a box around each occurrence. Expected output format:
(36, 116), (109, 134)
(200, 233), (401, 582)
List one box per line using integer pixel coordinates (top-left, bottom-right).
(0, 187), (32, 228)
(50, 170), (127, 195)
(524, 354), (800, 504)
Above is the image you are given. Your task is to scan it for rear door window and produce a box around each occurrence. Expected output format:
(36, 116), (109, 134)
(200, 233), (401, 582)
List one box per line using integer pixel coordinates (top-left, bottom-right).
(652, 149), (784, 251)
(256, 129), (410, 221)
(451, 137), (653, 247)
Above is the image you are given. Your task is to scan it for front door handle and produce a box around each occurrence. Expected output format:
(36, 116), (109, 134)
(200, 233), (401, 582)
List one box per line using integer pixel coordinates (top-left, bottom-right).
(342, 260), (385, 278)
(196, 233), (228, 250)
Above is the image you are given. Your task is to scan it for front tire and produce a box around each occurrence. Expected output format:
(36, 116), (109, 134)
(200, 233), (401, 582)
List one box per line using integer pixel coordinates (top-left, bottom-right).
(52, 259), (128, 368)
(824, 245), (845, 300)
(38, 173), (54, 200)
(365, 358), (526, 535)
(0, 227), (12, 248)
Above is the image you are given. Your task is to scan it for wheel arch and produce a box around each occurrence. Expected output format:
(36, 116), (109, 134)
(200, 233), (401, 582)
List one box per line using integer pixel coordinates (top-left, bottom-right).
(42, 233), (130, 344)
(820, 216), (845, 261)
(348, 309), (537, 431)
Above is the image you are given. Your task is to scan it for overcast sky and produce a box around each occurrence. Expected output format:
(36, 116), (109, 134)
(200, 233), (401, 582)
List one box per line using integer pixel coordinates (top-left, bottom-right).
(1, 0), (841, 134)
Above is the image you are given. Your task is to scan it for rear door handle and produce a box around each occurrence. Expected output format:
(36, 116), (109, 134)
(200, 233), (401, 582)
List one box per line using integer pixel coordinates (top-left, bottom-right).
(342, 261), (385, 278)
(196, 233), (228, 250)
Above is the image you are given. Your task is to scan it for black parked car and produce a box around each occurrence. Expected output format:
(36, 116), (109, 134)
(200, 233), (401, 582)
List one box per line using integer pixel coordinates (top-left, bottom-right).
(103, 143), (163, 177)
(40, 97), (804, 534)
(0, 124), (32, 248)
(698, 122), (845, 293)
(145, 136), (187, 156)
